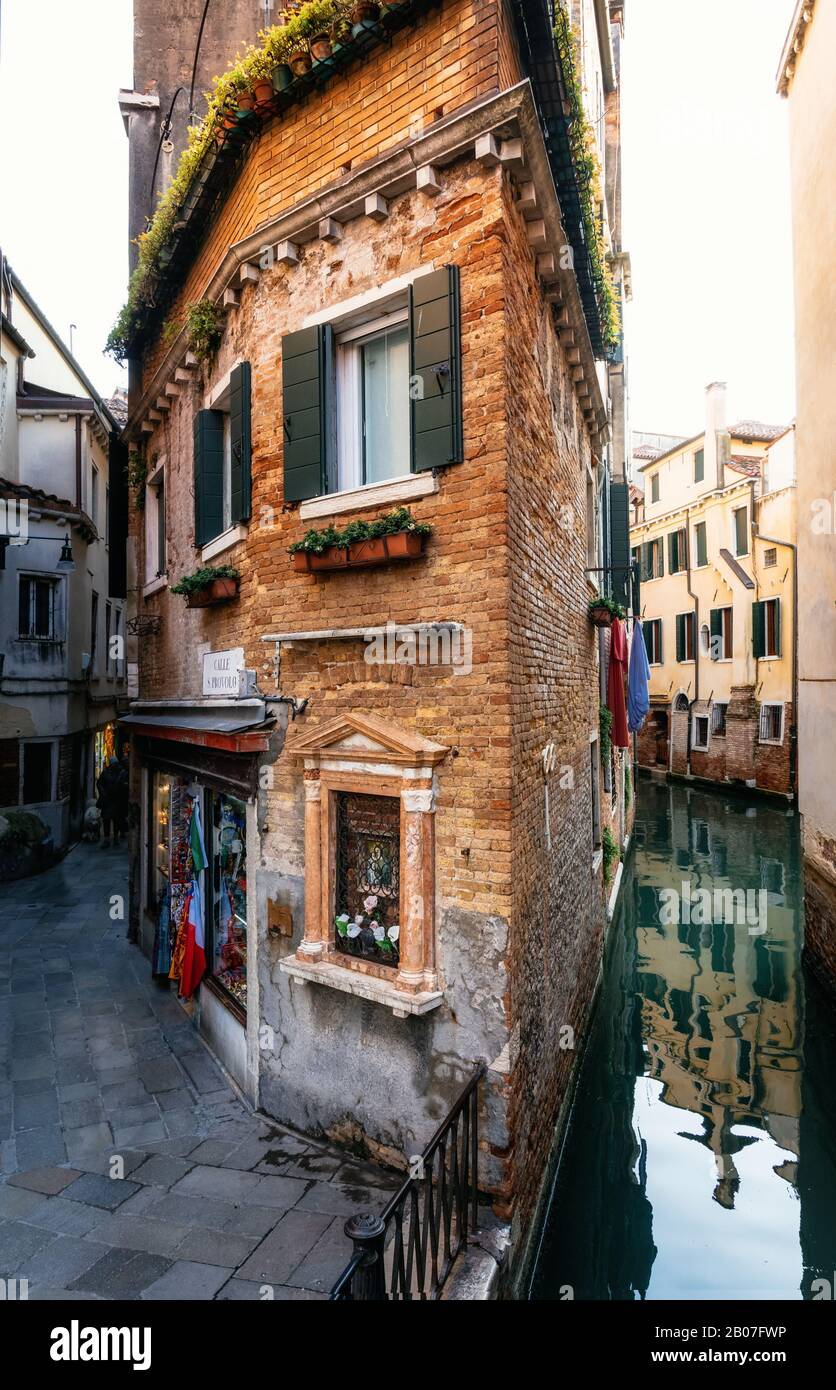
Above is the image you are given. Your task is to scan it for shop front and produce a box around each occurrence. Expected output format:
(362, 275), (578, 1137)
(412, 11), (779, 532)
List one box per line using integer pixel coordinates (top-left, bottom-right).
(121, 701), (276, 1099)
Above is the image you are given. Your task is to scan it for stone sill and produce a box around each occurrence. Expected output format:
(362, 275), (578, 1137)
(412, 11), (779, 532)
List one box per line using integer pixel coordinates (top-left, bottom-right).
(280, 956), (442, 1017)
(200, 523), (248, 563)
(143, 574), (167, 598)
(299, 472), (437, 522)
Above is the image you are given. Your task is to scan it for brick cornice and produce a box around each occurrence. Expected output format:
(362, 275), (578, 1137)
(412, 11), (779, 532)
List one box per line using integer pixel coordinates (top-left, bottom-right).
(127, 81), (607, 443)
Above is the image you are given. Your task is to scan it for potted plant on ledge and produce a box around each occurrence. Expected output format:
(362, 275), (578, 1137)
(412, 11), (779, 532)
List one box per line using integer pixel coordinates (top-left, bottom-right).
(289, 506), (431, 573)
(588, 594), (626, 628)
(171, 565), (241, 609)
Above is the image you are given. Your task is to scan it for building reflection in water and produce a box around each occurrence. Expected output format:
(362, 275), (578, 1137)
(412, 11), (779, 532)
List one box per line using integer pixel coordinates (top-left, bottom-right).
(531, 780), (836, 1301)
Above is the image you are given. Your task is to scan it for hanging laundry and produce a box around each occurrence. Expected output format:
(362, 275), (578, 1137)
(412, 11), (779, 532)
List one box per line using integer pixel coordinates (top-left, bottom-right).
(189, 796), (208, 873)
(607, 617), (631, 749)
(628, 617), (652, 733)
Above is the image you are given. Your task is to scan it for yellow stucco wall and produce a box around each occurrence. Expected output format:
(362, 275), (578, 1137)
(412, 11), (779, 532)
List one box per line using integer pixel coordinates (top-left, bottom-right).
(631, 433), (795, 712)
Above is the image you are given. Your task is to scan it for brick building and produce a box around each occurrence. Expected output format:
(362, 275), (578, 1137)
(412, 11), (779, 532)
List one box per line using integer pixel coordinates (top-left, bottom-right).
(116, 0), (633, 1273)
(630, 383), (796, 798)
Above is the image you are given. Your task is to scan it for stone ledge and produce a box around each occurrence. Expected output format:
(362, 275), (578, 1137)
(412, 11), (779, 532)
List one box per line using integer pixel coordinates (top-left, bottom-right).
(279, 956), (443, 1017)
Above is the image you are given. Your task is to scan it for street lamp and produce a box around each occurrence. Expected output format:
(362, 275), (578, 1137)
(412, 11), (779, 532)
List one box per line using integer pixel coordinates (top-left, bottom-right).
(57, 537), (75, 572)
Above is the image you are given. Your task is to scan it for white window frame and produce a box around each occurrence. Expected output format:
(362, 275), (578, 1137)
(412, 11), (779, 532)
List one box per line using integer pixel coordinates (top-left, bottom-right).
(691, 714), (710, 752)
(335, 305), (410, 494)
(759, 702), (785, 745)
(144, 456), (167, 588)
(710, 702), (728, 737)
(762, 596), (781, 659)
(18, 572), (63, 641)
(646, 618), (663, 666)
(19, 737), (58, 806)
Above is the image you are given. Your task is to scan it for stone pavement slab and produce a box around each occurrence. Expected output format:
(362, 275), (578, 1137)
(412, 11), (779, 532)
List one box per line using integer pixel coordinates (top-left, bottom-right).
(1, 843), (393, 1300)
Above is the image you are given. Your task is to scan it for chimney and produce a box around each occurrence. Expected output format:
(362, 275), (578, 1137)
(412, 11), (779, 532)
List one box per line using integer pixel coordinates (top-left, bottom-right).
(704, 381), (730, 488)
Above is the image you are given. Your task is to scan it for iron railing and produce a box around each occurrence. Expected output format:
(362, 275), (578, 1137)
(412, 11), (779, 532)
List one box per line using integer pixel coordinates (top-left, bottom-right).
(330, 1063), (485, 1300)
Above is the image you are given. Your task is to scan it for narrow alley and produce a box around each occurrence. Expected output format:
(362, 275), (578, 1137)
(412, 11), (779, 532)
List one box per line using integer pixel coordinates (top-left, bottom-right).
(0, 843), (395, 1300)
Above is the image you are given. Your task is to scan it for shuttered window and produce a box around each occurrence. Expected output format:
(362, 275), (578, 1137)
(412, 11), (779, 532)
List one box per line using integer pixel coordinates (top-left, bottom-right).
(734, 505), (749, 556)
(676, 612), (695, 662)
(410, 266), (463, 472)
(644, 618), (663, 665)
(694, 520), (707, 567)
(229, 361), (252, 524)
(753, 597), (781, 658)
(609, 480), (630, 608)
(694, 448), (704, 483)
(709, 606), (733, 660)
(668, 528), (686, 574)
(193, 410), (225, 547)
(280, 267), (464, 503)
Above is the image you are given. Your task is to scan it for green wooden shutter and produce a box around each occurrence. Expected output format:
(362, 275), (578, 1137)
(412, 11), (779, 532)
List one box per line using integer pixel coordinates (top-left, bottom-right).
(676, 613), (686, 662)
(694, 448), (704, 482)
(643, 622), (654, 663)
(410, 266), (463, 472)
(695, 522), (707, 567)
(773, 598), (781, 657)
(194, 410), (224, 546)
(752, 600), (766, 658)
(668, 531), (680, 573)
(710, 607), (722, 662)
(229, 361), (252, 524)
(657, 620), (663, 664)
(610, 480), (630, 607)
(282, 326), (330, 502)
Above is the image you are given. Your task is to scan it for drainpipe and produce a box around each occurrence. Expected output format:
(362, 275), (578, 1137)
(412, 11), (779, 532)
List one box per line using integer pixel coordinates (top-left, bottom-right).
(749, 479), (798, 796)
(685, 505), (699, 779)
(75, 414), (82, 508)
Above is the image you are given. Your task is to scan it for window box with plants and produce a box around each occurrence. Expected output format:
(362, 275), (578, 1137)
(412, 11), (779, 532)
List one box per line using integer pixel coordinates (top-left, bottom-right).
(170, 565), (241, 609)
(588, 595), (626, 629)
(289, 507), (431, 573)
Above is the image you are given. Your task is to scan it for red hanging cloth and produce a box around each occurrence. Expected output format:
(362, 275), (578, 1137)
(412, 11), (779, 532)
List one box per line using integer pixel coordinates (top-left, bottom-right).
(607, 618), (631, 749)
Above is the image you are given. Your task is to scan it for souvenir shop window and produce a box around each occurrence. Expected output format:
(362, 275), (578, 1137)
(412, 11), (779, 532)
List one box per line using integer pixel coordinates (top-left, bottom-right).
(334, 792), (401, 969)
(149, 773), (202, 992)
(208, 792), (248, 1012)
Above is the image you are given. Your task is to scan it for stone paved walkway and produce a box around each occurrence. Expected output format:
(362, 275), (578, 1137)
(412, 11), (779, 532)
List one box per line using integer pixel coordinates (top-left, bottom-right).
(0, 843), (396, 1300)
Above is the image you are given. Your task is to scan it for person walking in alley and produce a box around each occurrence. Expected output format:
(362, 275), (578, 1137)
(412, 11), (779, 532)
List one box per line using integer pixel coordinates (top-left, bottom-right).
(97, 755), (128, 847)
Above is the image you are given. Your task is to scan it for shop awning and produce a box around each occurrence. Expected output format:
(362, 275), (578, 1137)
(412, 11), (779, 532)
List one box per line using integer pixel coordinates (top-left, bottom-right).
(120, 703), (275, 754)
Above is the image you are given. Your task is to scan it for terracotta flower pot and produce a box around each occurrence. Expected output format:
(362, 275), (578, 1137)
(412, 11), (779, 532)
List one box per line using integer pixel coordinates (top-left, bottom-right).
(186, 578), (239, 608)
(382, 530), (425, 560)
(236, 90), (255, 111)
(351, 1), (381, 26)
(253, 78), (274, 104)
(348, 537), (388, 566)
(309, 33), (333, 61)
(289, 48), (313, 77)
(588, 603), (614, 628)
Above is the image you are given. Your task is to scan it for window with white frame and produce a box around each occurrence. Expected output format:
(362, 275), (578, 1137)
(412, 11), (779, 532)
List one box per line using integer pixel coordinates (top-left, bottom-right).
(18, 575), (61, 640)
(650, 472), (660, 503)
(336, 305), (410, 491)
(759, 703), (784, 744)
(692, 715), (710, 751)
(144, 459), (166, 582)
(710, 703), (728, 737)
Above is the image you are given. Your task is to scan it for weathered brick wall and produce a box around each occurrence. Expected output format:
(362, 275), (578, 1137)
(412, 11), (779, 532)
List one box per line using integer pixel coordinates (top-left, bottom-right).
(804, 829), (836, 999)
(142, 0), (523, 387)
(500, 178), (605, 1235)
(754, 701), (793, 794)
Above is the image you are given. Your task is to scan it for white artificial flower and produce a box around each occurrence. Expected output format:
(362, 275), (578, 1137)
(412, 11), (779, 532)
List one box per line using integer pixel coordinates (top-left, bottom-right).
(336, 914), (350, 926)
(363, 895), (379, 912)
(347, 924), (361, 938)
(354, 913), (364, 926)
(372, 925), (385, 942)
(388, 925), (400, 942)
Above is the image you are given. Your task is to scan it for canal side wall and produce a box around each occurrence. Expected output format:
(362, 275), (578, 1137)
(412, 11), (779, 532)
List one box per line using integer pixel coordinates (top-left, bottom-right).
(637, 690), (794, 797)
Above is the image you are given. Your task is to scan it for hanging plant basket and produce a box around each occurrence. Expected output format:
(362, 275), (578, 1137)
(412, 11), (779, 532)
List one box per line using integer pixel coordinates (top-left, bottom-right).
(587, 595), (625, 628)
(186, 577), (240, 608)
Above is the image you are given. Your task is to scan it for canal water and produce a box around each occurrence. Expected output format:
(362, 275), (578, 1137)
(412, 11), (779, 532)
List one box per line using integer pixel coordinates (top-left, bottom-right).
(531, 778), (836, 1301)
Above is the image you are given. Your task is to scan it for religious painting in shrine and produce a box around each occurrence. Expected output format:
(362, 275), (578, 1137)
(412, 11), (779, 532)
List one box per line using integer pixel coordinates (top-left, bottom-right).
(334, 791), (401, 968)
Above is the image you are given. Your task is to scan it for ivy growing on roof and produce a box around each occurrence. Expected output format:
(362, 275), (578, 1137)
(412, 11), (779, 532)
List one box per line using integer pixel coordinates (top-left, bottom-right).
(105, 0), (356, 363)
(553, 0), (620, 353)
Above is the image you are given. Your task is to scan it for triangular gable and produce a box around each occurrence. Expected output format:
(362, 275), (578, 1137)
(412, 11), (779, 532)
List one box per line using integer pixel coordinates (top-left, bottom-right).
(288, 711), (450, 767)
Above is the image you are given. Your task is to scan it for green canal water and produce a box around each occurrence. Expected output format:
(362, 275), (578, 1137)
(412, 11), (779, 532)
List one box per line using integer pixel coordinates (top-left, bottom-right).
(531, 779), (836, 1301)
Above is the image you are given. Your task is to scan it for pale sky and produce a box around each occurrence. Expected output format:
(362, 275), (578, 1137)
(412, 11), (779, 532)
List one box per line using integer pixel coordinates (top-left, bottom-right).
(622, 0), (798, 436)
(0, 0), (798, 432)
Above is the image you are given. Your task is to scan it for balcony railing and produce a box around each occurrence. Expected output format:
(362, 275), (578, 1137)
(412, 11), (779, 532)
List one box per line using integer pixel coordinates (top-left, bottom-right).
(330, 1063), (485, 1301)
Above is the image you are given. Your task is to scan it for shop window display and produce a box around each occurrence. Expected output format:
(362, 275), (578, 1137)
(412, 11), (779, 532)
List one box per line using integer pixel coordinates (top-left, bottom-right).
(209, 793), (248, 1010)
